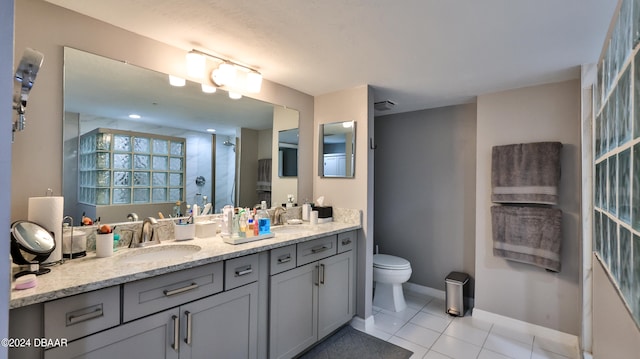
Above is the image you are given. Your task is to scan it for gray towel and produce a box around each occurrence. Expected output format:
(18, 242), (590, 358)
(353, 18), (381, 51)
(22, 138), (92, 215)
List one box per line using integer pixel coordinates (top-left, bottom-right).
(491, 142), (562, 205)
(256, 159), (272, 192)
(491, 205), (562, 272)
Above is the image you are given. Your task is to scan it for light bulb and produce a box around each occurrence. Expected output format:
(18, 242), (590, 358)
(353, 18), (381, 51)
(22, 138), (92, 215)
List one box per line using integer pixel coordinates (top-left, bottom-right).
(212, 62), (236, 86)
(168, 75), (186, 87)
(201, 84), (217, 93)
(186, 51), (205, 79)
(246, 71), (263, 93)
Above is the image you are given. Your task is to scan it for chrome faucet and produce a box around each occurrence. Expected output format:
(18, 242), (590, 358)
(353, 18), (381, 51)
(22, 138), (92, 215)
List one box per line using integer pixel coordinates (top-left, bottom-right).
(131, 217), (159, 248)
(272, 207), (287, 226)
(127, 212), (139, 222)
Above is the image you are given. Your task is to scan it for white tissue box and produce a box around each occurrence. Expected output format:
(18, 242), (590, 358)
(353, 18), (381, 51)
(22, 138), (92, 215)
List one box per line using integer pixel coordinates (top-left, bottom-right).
(174, 223), (196, 241)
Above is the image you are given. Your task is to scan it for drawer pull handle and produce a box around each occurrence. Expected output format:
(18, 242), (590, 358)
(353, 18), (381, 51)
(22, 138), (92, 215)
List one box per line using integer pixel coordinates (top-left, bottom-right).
(66, 305), (103, 325)
(172, 315), (180, 352)
(185, 311), (193, 345)
(235, 266), (253, 276)
(164, 283), (199, 297)
(277, 255), (291, 264)
(311, 245), (329, 253)
(341, 239), (352, 245)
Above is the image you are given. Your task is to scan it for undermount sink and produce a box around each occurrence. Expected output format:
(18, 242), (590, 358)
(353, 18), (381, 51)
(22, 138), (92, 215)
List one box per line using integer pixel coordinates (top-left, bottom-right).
(115, 244), (201, 264)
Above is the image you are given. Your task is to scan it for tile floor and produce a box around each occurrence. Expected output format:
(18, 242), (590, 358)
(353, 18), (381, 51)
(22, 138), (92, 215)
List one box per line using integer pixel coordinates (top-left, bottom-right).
(351, 290), (579, 359)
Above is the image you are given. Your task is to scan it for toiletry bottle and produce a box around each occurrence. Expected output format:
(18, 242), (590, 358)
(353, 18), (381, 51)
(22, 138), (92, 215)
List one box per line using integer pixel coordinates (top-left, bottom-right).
(239, 209), (248, 236)
(232, 213), (240, 237)
(256, 201), (270, 235)
(253, 208), (259, 236)
(173, 201), (182, 217)
(245, 209), (254, 237)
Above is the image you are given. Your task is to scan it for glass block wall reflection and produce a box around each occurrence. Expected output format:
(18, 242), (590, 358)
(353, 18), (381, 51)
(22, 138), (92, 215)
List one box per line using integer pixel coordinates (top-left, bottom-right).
(593, 0), (640, 326)
(78, 128), (185, 206)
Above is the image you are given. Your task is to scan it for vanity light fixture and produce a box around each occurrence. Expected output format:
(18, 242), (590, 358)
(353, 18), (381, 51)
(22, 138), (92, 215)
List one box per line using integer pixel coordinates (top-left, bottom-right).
(168, 75), (186, 87)
(186, 49), (263, 94)
(228, 91), (242, 100)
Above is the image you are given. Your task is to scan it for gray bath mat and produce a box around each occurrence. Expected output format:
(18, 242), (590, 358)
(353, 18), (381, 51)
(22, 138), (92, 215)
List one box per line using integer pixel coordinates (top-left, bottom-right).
(297, 325), (413, 359)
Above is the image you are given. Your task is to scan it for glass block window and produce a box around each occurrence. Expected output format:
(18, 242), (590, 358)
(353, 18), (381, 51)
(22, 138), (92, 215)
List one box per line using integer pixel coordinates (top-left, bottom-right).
(593, 0), (640, 326)
(78, 128), (185, 206)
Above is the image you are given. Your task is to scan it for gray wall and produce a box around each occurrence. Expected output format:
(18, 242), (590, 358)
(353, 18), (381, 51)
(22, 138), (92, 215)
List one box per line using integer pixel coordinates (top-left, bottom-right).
(475, 79), (582, 335)
(374, 104), (477, 293)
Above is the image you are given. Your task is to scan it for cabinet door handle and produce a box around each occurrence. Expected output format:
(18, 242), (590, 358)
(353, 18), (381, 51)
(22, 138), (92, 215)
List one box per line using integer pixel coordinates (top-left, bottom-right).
(235, 265), (253, 276)
(314, 265), (319, 286)
(164, 282), (199, 297)
(172, 315), (180, 352)
(185, 311), (193, 345)
(319, 264), (325, 285)
(311, 245), (329, 253)
(66, 304), (103, 325)
(277, 254), (291, 264)
(341, 238), (352, 246)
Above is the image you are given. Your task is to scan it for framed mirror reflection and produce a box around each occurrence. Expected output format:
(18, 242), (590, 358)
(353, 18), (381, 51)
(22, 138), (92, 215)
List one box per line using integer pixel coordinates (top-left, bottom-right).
(319, 121), (355, 178)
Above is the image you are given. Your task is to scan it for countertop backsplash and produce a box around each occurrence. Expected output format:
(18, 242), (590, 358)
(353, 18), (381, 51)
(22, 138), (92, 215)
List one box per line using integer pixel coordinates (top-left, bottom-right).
(77, 206), (359, 252)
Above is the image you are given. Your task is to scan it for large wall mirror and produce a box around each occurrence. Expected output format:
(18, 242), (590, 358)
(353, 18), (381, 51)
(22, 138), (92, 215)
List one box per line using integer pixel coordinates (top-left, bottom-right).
(63, 47), (299, 223)
(319, 121), (355, 178)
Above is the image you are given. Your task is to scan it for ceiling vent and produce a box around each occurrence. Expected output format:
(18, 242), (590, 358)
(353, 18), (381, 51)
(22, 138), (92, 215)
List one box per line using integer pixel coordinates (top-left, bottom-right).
(374, 100), (396, 111)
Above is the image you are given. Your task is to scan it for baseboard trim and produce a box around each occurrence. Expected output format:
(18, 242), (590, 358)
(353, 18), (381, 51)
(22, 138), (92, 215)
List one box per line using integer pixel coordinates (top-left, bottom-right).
(403, 282), (446, 299)
(350, 315), (375, 331)
(403, 282), (475, 310)
(473, 308), (579, 345)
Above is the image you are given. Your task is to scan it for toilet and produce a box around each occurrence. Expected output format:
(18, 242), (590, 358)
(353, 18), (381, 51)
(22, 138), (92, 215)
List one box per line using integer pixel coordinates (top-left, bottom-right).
(373, 254), (412, 312)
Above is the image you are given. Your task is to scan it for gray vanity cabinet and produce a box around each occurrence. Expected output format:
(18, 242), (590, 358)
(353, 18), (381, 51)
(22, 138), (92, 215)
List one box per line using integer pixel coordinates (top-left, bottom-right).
(269, 232), (356, 359)
(45, 256), (260, 359)
(45, 282), (258, 359)
(44, 307), (181, 359)
(269, 261), (319, 359)
(179, 281), (258, 359)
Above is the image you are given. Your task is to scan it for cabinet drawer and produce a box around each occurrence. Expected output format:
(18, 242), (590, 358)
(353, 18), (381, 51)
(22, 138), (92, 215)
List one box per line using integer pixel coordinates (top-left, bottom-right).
(44, 286), (120, 342)
(225, 253), (260, 290)
(337, 231), (356, 253)
(270, 245), (296, 275)
(122, 261), (223, 322)
(297, 235), (337, 266)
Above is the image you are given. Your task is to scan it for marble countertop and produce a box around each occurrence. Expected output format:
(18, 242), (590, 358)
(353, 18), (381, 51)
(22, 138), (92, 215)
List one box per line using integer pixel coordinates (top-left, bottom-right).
(10, 221), (360, 309)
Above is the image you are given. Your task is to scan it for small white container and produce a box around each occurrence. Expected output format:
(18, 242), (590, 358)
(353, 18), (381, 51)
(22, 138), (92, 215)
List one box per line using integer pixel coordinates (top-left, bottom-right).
(96, 233), (114, 258)
(310, 210), (319, 225)
(174, 223), (196, 241)
(302, 203), (311, 221)
(195, 220), (218, 238)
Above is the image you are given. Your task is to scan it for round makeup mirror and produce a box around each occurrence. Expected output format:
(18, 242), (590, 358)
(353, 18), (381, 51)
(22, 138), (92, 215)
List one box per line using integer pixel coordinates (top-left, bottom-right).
(10, 220), (56, 277)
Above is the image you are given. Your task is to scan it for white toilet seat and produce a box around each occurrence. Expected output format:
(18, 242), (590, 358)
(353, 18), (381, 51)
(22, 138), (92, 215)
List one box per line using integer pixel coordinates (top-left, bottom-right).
(373, 254), (411, 270)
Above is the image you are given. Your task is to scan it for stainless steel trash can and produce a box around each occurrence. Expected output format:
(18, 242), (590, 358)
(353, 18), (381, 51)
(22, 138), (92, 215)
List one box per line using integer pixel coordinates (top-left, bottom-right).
(445, 271), (469, 316)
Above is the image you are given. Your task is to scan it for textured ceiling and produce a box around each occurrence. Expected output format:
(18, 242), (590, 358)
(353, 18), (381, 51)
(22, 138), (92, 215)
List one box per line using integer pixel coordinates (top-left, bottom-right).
(46, 0), (616, 115)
